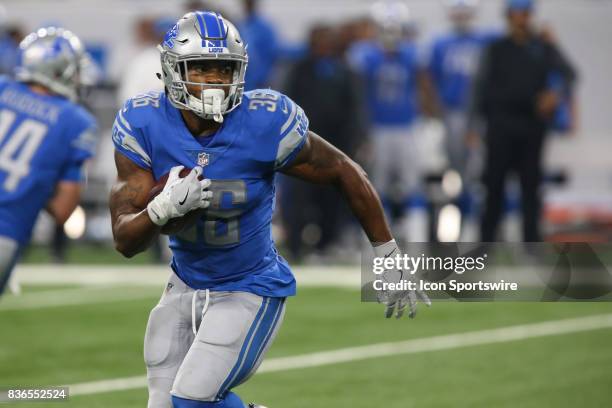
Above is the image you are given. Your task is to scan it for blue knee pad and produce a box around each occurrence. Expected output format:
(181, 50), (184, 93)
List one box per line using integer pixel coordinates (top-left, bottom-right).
(172, 392), (245, 408)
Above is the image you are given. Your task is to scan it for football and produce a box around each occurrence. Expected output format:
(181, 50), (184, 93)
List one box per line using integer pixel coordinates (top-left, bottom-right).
(148, 168), (205, 235)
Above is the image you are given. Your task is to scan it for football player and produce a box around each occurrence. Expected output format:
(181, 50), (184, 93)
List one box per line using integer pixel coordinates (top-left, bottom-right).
(426, 0), (496, 238)
(347, 1), (436, 242)
(0, 27), (97, 296)
(109, 11), (429, 408)
(428, 0), (493, 176)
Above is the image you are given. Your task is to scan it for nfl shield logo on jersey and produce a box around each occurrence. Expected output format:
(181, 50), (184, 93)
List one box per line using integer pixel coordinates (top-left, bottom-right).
(197, 152), (210, 167)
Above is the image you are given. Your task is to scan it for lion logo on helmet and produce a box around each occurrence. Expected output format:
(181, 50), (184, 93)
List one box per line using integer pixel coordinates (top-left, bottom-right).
(163, 23), (179, 49)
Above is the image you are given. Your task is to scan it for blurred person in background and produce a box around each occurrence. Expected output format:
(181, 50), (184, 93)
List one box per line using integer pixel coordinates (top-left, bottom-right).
(183, 1), (232, 21)
(0, 6), (22, 77)
(184, 1), (219, 13)
(4, 25), (25, 47)
(469, 0), (577, 241)
(337, 17), (377, 57)
(348, 1), (437, 243)
(239, 0), (279, 90)
(0, 27), (98, 295)
(540, 23), (578, 136)
(428, 0), (493, 223)
(425, 0), (495, 241)
(117, 16), (175, 105)
(282, 24), (367, 259)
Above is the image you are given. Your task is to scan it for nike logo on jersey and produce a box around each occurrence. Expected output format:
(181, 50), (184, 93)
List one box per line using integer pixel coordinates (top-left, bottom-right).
(179, 189), (189, 205)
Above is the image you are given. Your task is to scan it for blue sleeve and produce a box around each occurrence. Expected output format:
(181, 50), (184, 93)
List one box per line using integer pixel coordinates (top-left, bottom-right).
(60, 109), (98, 182)
(111, 100), (152, 170)
(243, 89), (308, 171)
(60, 161), (86, 182)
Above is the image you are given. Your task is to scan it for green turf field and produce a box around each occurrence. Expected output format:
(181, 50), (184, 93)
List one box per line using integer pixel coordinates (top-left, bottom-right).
(1, 283), (611, 407)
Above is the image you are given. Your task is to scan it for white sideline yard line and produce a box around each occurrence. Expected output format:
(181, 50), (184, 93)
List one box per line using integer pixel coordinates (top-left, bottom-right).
(0, 286), (160, 311)
(67, 313), (612, 397)
(2, 265), (360, 310)
(14, 264), (362, 288)
(2, 266), (358, 311)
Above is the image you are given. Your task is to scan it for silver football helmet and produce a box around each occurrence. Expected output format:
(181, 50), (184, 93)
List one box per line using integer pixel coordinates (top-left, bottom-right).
(158, 11), (248, 123)
(15, 27), (93, 101)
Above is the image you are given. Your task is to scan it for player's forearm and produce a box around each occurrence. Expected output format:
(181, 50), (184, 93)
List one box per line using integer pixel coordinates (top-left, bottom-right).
(47, 182), (81, 225)
(47, 200), (77, 226)
(112, 210), (160, 258)
(109, 167), (159, 258)
(283, 133), (393, 242)
(336, 159), (393, 243)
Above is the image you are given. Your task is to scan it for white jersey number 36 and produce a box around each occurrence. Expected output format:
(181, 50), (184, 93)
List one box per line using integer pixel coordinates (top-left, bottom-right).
(0, 109), (48, 192)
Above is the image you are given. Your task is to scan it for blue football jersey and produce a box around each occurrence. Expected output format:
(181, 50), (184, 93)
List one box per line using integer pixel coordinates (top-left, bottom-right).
(348, 40), (422, 127)
(112, 90), (309, 298)
(0, 77), (97, 245)
(428, 31), (494, 110)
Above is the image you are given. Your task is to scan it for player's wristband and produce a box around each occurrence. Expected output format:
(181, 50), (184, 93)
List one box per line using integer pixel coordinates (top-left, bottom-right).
(147, 200), (169, 226)
(372, 239), (400, 258)
(372, 239), (404, 285)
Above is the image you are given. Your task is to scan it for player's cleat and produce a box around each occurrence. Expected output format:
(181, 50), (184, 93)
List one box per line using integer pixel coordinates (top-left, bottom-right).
(248, 404), (268, 408)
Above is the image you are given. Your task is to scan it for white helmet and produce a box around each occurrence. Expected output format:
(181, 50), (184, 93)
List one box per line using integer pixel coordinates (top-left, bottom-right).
(371, 1), (415, 48)
(158, 11), (248, 123)
(15, 27), (94, 101)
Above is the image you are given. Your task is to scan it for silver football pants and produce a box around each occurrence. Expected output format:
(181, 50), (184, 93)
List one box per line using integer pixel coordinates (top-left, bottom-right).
(144, 270), (286, 408)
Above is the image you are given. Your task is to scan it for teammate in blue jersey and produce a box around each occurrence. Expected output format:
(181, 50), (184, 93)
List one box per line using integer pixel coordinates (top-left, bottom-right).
(428, 0), (494, 176)
(0, 27), (97, 296)
(109, 11), (430, 408)
(348, 1), (435, 242)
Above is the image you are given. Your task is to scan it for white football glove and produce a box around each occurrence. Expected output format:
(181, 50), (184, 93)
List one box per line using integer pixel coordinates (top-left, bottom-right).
(147, 165), (212, 226)
(374, 240), (431, 319)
